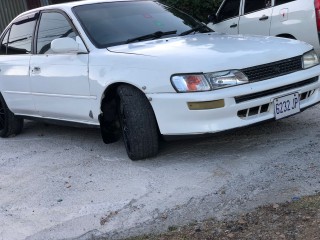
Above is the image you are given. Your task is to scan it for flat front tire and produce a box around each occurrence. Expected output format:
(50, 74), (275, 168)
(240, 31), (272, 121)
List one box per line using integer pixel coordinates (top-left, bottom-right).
(117, 85), (159, 160)
(0, 93), (23, 138)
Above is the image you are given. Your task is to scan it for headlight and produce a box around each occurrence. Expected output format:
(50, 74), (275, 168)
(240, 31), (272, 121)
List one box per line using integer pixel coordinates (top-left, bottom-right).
(302, 50), (319, 69)
(171, 74), (211, 92)
(171, 70), (249, 93)
(204, 70), (249, 90)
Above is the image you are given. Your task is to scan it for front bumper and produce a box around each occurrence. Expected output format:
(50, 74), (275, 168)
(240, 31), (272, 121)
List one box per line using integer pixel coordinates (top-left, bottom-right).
(148, 66), (320, 136)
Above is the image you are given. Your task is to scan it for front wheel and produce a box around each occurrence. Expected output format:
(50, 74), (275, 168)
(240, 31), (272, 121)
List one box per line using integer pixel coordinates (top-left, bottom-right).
(117, 85), (159, 160)
(0, 93), (23, 137)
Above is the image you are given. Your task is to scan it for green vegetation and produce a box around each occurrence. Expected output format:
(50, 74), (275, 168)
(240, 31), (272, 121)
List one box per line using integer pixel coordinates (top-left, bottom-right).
(159, 0), (223, 22)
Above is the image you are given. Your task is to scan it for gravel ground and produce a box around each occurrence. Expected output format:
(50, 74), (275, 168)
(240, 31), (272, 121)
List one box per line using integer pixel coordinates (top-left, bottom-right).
(1, 105), (320, 240)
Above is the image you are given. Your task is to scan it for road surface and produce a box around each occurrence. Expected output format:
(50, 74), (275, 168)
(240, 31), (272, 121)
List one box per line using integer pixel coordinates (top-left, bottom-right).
(1, 105), (320, 240)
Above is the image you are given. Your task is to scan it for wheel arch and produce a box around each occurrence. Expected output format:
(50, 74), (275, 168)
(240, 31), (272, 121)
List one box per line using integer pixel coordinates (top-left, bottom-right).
(99, 82), (160, 144)
(100, 82), (144, 112)
(276, 34), (296, 40)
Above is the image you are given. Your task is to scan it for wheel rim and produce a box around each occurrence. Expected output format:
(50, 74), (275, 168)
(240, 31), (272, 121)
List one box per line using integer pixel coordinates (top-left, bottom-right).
(0, 101), (5, 130)
(119, 103), (132, 154)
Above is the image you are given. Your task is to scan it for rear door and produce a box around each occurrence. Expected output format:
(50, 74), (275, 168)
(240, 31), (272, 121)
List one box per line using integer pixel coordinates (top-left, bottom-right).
(239, 0), (273, 35)
(209, 0), (241, 35)
(0, 14), (37, 115)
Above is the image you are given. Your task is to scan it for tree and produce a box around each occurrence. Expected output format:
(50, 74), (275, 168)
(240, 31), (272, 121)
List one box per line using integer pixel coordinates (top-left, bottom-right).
(159, 0), (223, 22)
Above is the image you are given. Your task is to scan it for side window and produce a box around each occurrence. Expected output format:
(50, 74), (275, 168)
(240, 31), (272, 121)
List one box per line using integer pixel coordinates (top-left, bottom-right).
(0, 31), (9, 55)
(244, 0), (272, 14)
(275, 0), (295, 6)
(218, 0), (241, 22)
(7, 18), (36, 55)
(36, 12), (77, 54)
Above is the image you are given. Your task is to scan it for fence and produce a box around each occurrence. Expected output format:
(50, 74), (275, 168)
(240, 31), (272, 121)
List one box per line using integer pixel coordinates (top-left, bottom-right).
(0, 0), (76, 33)
(0, 0), (28, 32)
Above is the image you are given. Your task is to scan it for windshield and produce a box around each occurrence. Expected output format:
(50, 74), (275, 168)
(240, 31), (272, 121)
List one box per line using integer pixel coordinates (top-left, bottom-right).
(73, 1), (211, 48)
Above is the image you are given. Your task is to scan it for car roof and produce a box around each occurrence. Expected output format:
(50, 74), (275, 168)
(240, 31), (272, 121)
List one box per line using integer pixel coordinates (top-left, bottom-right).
(16, 0), (151, 18)
(44, 0), (141, 8)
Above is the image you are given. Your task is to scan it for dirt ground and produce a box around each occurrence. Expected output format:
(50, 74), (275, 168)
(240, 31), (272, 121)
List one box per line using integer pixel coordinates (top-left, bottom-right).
(127, 194), (320, 240)
(1, 105), (320, 240)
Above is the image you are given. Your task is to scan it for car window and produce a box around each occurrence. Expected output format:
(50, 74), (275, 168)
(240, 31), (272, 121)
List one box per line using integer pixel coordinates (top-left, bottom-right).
(36, 12), (77, 54)
(0, 31), (9, 55)
(218, 0), (241, 22)
(7, 18), (36, 55)
(274, 0), (295, 6)
(73, 1), (209, 48)
(244, 0), (272, 14)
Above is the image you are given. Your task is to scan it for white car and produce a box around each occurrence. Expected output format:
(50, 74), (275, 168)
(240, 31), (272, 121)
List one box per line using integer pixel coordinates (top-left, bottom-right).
(208, 0), (320, 55)
(0, 0), (320, 160)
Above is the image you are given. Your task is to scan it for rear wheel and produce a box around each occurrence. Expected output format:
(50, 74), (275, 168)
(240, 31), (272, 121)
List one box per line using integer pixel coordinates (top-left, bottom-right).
(117, 85), (159, 160)
(0, 93), (23, 137)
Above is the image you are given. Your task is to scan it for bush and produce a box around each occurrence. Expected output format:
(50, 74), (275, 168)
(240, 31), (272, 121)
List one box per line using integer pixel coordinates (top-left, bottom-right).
(159, 0), (223, 22)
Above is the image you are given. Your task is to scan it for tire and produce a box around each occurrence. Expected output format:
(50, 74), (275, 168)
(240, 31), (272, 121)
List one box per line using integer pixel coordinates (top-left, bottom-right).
(0, 93), (23, 138)
(117, 85), (159, 160)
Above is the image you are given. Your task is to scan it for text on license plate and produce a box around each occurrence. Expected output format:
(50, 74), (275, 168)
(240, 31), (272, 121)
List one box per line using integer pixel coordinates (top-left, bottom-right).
(274, 93), (300, 120)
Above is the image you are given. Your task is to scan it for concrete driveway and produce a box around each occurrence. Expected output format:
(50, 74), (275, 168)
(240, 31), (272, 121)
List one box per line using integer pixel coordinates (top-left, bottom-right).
(1, 105), (320, 240)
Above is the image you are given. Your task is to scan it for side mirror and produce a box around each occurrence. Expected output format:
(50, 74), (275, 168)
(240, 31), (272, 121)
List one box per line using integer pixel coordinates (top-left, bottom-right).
(51, 37), (87, 54)
(208, 14), (218, 24)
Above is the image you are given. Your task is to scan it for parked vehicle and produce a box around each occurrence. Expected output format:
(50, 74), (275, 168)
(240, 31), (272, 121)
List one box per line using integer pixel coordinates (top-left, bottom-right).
(0, 0), (320, 160)
(208, 0), (320, 55)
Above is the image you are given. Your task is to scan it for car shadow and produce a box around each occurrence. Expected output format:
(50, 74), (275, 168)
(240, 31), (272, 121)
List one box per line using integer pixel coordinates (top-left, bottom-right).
(16, 109), (319, 165)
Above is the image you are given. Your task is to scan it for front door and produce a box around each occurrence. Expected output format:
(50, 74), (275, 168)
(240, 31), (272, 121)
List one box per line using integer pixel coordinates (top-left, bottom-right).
(30, 11), (92, 122)
(209, 0), (241, 35)
(238, 0), (273, 36)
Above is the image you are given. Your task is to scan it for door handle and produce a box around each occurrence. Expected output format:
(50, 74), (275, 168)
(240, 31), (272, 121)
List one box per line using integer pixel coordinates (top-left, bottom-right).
(31, 67), (41, 74)
(230, 23), (238, 28)
(32, 67), (41, 73)
(259, 15), (269, 21)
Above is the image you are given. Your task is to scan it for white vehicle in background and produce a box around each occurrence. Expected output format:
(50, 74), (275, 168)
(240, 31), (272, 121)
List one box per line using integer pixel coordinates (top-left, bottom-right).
(0, 0), (320, 160)
(208, 0), (320, 55)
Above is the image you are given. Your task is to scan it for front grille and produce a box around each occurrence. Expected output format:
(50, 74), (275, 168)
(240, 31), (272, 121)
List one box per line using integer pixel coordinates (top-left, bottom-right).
(237, 89), (316, 120)
(300, 89), (316, 101)
(242, 56), (302, 82)
(238, 104), (270, 119)
(235, 77), (318, 103)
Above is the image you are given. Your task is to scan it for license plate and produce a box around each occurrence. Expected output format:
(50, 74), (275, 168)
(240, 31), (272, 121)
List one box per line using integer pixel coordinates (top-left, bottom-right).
(274, 93), (300, 120)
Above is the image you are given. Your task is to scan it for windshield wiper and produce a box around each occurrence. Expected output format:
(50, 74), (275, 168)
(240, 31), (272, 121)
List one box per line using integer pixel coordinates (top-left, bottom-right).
(179, 25), (212, 36)
(126, 30), (177, 44)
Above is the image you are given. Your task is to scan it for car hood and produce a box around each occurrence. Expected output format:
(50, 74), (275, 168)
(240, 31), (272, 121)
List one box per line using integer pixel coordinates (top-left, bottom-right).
(107, 33), (312, 72)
